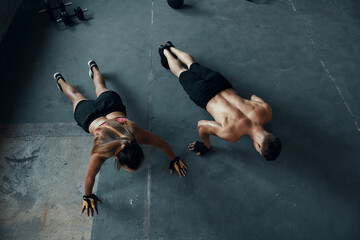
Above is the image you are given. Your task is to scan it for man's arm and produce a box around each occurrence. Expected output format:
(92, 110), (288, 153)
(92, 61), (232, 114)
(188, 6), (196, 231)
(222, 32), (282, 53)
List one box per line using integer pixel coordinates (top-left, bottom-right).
(250, 94), (265, 103)
(188, 120), (223, 155)
(251, 94), (272, 123)
(198, 120), (223, 148)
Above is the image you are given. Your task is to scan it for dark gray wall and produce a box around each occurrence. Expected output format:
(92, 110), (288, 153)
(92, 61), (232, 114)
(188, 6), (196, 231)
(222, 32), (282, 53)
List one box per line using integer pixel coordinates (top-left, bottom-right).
(0, 0), (23, 43)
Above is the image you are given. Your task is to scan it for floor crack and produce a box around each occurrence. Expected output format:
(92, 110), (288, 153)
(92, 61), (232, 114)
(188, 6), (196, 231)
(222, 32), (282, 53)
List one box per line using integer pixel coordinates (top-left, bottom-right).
(144, 1), (154, 239)
(288, 0), (360, 132)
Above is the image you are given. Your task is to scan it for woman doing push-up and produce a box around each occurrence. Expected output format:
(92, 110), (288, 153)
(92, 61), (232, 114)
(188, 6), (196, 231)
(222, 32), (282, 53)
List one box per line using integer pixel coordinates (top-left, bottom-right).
(54, 60), (187, 217)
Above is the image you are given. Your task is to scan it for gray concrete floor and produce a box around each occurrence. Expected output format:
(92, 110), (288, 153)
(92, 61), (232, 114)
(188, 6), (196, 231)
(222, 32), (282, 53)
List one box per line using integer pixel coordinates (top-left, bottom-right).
(1, 0), (360, 239)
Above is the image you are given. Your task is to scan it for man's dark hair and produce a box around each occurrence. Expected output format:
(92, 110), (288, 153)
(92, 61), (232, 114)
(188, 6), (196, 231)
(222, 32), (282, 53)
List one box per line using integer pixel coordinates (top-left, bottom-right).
(261, 134), (282, 161)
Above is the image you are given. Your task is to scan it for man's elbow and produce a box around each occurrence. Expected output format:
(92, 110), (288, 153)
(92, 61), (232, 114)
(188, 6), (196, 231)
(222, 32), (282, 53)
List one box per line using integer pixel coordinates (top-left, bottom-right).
(197, 120), (206, 129)
(197, 124), (205, 134)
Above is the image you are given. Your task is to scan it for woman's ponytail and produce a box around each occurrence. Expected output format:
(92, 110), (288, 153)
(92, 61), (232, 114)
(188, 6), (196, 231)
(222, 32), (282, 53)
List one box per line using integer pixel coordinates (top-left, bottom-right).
(92, 119), (144, 171)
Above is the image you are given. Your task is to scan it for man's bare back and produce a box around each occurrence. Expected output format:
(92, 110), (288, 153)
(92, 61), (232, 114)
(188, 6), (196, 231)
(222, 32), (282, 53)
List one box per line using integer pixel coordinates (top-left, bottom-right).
(204, 88), (272, 143)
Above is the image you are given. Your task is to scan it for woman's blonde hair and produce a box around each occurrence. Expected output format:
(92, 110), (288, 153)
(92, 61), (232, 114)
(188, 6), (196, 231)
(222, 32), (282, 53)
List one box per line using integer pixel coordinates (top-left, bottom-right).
(91, 119), (144, 171)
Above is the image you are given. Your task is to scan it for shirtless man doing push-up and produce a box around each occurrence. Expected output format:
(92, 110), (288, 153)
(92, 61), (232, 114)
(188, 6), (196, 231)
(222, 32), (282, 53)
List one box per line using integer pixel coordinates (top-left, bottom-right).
(158, 41), (282, 160)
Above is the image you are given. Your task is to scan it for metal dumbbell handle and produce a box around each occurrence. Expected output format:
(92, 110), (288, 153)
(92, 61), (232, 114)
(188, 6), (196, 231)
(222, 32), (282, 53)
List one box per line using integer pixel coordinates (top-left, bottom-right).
(56, 9), (88, 22)
(76, 8), (88, 16)
(38, 2), (72, 13)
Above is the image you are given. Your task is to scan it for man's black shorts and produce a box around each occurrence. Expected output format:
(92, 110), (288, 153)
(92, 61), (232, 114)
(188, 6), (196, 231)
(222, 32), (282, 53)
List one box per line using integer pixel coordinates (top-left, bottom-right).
(179, 63), (233, 109)
(74, 91), (127, 133)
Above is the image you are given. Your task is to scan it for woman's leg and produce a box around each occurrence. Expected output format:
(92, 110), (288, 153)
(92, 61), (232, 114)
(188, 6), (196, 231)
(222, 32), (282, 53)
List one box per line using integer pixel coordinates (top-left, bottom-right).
(57, 78), (87, 112)
(168, 47), (195, 69)
(164, 49), (187, 78)
(92, 66), (110, 97)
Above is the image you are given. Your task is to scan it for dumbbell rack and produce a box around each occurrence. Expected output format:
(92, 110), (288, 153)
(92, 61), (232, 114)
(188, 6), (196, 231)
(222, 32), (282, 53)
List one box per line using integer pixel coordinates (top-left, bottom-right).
(38, 0), (88, 26)
(57, 7), (88, 25)
(38, 0), (72, 21)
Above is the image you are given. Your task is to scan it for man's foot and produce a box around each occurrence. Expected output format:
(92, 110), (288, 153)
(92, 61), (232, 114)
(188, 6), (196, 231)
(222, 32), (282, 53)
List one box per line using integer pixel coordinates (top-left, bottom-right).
(88, 60), (98, 79)
(54, 72), (66, 91)
(164, 41), (177, 58)
(164, 41), (175, 50)
(158, 45), (169, 69)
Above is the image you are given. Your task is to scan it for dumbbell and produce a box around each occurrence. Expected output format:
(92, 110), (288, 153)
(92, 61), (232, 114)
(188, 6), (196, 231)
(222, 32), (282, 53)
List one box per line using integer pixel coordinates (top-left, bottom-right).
(57, 7), (88, 25)
(38, 0), (72, 21)
(167, 0), (184, 9)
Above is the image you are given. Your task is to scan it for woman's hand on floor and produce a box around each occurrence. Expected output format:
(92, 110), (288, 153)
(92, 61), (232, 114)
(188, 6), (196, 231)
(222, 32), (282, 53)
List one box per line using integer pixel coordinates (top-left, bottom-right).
(170, 157), (187, 177)
(82, 194), (102, 217)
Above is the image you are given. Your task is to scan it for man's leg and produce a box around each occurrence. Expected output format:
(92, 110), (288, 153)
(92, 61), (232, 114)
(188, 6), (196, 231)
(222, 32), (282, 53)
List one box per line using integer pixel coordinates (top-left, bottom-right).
(163, 49), (187, 78)
(168, 47), (195, 69)
(57, 77), (87, 112)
